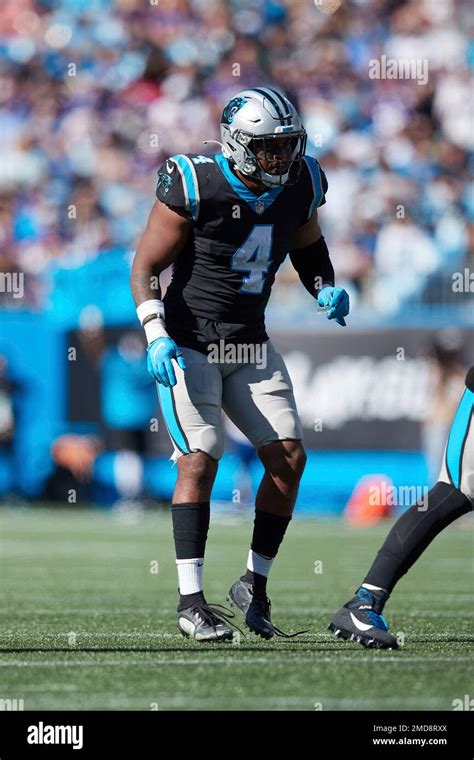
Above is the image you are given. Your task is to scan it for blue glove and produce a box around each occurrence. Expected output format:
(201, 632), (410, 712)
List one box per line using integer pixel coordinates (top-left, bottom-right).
(318, 286), (350, 327)
(147, 338), (187, 388)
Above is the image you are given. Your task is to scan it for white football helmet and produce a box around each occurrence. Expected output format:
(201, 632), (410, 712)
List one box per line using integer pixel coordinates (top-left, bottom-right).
(219, 87), (307, 187)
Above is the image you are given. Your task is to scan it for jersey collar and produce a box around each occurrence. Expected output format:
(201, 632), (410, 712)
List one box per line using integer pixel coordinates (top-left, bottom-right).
(214, 153), (285, 214)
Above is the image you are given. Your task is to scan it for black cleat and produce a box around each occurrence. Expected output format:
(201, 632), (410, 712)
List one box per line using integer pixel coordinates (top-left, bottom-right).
(177, 601), (235, 642)
(245, 596), (307, 639)
(245, 595), (275, 639)
(328, 586), (398, 650)
(228, 579), (308, 640)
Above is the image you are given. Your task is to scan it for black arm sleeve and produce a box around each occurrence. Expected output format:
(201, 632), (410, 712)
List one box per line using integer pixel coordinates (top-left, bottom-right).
(289, 235), (335, 298)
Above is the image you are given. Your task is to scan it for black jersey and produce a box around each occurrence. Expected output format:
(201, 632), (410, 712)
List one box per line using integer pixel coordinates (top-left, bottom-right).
(155, 152), (327, 347)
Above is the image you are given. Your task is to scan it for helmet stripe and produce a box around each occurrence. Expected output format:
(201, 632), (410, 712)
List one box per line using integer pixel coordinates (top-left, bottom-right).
(265, 88), (293, 123)
(257, 87), (292, 125)
(249, 87), (287, 125)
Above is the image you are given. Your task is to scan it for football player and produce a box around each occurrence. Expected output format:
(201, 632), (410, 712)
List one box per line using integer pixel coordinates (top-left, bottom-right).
(131, 87), (349, 641)
(329, 366), (474, 649)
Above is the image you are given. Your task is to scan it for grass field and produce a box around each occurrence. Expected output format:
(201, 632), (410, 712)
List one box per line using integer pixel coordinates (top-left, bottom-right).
(1, 506), (473, 711)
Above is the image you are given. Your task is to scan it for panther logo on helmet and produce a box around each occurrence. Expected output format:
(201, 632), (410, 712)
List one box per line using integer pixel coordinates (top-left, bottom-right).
(222, 97), (248, 125)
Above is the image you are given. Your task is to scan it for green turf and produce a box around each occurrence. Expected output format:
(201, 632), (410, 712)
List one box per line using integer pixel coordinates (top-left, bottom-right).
(1, 506), (473, 711)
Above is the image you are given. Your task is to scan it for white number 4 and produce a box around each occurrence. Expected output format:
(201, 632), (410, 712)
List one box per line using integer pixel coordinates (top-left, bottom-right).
(232, 225), (273, 294)
(191, 155), (214, 164)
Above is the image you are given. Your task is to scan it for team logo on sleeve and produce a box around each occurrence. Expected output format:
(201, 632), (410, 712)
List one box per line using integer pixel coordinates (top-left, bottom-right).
(156, 171), (172, 196)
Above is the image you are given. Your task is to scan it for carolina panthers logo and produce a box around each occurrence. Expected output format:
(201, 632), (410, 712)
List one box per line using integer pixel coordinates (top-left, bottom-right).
(156, 171), (172, 196)
(222, 97), (247, 125)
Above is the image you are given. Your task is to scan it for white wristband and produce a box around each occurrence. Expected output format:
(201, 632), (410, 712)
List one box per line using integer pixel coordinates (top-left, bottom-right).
(136, 299), (164, 324)
(136, 299), (169, 344)
(144, 316), (169, 344)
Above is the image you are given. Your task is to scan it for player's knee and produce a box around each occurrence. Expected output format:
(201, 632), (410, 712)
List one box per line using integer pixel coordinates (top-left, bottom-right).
(177, 451), (218, 488)
(289, 443), (307, 480)
(259, 440), (307, 485)
(432, 481), (473, 516)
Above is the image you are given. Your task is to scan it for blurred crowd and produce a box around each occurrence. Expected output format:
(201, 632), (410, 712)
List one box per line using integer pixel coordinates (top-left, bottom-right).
(0, 0), (472, 315)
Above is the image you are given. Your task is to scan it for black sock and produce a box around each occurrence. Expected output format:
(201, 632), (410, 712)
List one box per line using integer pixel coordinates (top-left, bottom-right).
(243, 510), (292, 599)
(172, 502), (210, 611)
(178, 590), (205, 612)
(240, 568), (267, 597)
(364, 482), (472, 593)
(252, 572), (268, 599)
(251, 508), (292, 558)
(171, 501), (210, 559)
(241, 569), (255, 584)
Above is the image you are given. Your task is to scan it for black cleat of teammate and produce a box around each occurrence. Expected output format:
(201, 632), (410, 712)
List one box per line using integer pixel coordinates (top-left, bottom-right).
(328, 586), (398, 649)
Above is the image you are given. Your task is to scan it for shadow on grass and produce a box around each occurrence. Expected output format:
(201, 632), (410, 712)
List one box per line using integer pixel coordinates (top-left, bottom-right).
(0, 642), (355, 654)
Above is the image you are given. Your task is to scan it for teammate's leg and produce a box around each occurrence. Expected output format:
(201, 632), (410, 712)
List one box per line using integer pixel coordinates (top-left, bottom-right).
(329, 368), (474, 649)
(362, 481), (472, 594)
